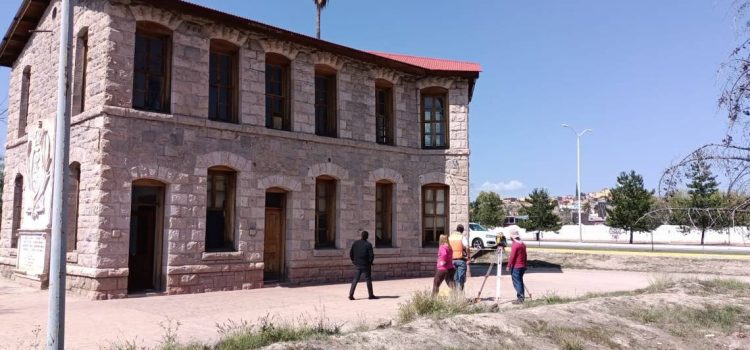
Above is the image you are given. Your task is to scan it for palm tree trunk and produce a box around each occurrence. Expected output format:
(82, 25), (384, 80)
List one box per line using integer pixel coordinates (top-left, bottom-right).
(701, 228), (705, 245)
(316, 8), (321, 39)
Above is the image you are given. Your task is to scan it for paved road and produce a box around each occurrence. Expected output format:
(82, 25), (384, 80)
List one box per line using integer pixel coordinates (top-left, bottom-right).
(519, 241), (750, 254)
(0, 269), (706, 349)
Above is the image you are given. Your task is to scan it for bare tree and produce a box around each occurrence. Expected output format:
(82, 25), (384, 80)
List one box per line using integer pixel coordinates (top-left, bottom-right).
(656, 2), (750, 243)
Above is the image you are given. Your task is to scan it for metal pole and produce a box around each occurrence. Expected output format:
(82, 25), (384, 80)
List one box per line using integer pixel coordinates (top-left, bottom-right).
(495, 248), (503, 302)
(47, 0), (73, 348)
(576, 135), (582, 242)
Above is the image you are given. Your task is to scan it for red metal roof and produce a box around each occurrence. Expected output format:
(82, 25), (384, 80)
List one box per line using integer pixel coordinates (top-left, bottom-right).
(367, 51), (482, 73)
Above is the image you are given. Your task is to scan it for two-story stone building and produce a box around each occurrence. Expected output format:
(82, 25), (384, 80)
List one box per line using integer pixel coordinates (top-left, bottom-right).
(0, 0), (480, 299)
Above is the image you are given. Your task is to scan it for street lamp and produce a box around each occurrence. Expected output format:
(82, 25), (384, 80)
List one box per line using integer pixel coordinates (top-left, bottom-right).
(561, 124), (592, 243)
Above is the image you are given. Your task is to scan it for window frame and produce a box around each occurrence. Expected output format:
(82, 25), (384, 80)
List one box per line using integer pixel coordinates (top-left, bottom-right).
(375, 181), (394, 248)
(314, 65), (337, 138)
(208, 39), (239, 123)
(11, 174), (23, 248)
(68, 162), (81, 251)
(421, 184), (449, 247)
(420, 88), (449, 149)
(132, 22), (172, 114)
(205, 167), (237, 252)
(19, 66), (30, 138)
(73, 30), (89, 115)
(375, 80), (394, 146)
(315, 176), (337, 249)
(265, 53), (292, 131)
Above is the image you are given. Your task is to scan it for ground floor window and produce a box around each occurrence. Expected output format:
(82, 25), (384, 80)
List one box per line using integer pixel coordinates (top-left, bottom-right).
(422, 184), (448, 247)
(375, 181), (393, 247)
(206, 167), (236, 251)
(315, 176), (337, 248)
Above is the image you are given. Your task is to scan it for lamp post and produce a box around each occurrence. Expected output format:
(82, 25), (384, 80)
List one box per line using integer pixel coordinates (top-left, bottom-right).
(561, 124), (592, 243)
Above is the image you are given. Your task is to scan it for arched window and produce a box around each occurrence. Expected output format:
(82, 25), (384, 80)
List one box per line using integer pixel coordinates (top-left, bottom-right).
(422, 184), (449, 246)
(18, 66), (31, 137)
(375, 79), (394, 145)
(375, 180), (393, 247)
(206, 166), (236, 251)
(420, 87), (448, 149)
(67, 162), (81, 251)
(133, 22), (172, 113)
(209, 39), (239, 123)
(73, 29), (89, 115)
(315, 176), (337, 248)
(11, 174), (23, 248)
(265, 53), (291, 130)
(314, 65), (337, 137)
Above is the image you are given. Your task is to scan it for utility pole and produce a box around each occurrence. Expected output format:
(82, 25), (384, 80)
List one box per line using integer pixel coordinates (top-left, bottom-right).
(47, 0), (73, 348)
(562, 124), (592, 243)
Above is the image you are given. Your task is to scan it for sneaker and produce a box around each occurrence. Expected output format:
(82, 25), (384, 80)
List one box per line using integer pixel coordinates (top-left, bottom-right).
(511, 300), (523, 305)
(368, 295), (379, 300)
(348, 296), (355, 301)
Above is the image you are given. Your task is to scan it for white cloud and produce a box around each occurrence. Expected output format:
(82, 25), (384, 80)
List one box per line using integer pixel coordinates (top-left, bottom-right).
(476, 180), (525, 194)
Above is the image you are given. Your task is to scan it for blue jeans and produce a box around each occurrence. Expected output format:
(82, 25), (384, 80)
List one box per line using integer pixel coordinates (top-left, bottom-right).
(511, 268), (526, 301)
(452, 260), (467, 290)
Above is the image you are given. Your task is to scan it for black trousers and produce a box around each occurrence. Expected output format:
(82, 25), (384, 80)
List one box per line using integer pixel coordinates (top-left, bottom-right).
(349, 266), (374, 297)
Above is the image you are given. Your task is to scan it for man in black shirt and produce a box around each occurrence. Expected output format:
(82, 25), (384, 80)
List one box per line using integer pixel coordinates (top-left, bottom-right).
(349, 231), (378, 300)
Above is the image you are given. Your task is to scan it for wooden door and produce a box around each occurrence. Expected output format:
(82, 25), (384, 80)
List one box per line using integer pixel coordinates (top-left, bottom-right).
(264, 208), (283, 281)
(128, 184), (163, 293)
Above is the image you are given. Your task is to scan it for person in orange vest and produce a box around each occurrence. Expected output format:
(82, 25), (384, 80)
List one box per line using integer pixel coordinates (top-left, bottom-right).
(449, 224), (470, 291)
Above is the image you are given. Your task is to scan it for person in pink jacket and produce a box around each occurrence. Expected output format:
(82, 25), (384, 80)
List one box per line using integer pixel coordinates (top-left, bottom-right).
(432, 234), (456, 295)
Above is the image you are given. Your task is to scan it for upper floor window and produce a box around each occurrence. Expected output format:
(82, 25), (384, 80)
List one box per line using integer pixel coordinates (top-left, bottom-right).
(314, 65), (337, 137)
(421, 88), (448, 149)
(315, 176), (337, 248)
(375, 80), (394, 145)
(73, 29), (89, 115)
(19, 66), (30, 137)
(422, 184), (448, 247)
(209, 39), (238, 123)
(265, 53), (291, 131)
(133, 22), (171, 113)
(206, 167), (236, 252)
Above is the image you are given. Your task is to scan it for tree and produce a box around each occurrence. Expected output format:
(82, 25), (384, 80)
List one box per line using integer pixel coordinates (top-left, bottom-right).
(313, 0), (329, 39)
(469, 191), (505, 227)
(685, 159), (725, 245)
(605, 171), (659, 244)
(519, 188), (561, 240)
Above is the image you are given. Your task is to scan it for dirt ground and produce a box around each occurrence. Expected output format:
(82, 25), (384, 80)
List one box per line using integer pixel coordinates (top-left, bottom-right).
(265, 279), (750, 350)
(262, 250), (750, 350)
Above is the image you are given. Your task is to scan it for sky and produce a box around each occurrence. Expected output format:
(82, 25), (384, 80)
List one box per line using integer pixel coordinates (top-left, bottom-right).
(0, 0), (739, 199)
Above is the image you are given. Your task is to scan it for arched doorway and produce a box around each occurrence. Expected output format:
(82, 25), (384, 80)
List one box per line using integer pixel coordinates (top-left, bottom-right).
(128, 179), (165, 293)
(264, 188), (287, 283)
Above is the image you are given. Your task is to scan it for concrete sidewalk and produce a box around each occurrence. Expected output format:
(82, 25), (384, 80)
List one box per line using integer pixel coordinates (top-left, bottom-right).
(0, 269), (734, 349)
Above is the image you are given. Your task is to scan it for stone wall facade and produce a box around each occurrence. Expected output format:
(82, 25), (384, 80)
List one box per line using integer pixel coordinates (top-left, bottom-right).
(0, 0), (477, 299)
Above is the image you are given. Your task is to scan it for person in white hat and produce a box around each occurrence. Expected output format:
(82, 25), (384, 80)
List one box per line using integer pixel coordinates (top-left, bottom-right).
(505, 229), (527, 304)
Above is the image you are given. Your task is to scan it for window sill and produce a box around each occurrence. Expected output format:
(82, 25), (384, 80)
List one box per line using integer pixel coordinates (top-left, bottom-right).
(9, 248), (17, 257)
(419, 247), (439, 255)
(375, 248), (400, 256)
(312, 249), (344, 257)
(202, 251), (243, 261)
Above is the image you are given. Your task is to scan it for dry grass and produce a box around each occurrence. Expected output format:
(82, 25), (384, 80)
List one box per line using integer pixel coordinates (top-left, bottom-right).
(397, 290), (492, 324)
(525, 320), (620, 350)
(625, 303), (750, 337)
